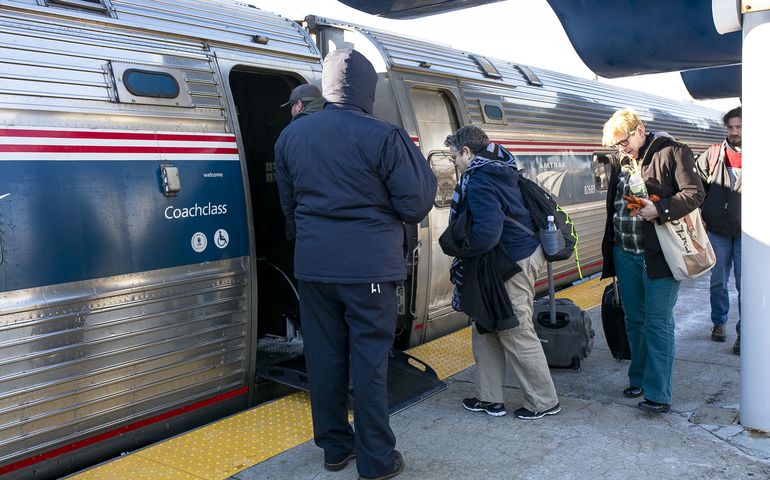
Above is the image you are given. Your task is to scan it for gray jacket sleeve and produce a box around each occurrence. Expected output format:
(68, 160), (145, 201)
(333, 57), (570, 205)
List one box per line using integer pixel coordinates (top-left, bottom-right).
(378, 129), (438, 224)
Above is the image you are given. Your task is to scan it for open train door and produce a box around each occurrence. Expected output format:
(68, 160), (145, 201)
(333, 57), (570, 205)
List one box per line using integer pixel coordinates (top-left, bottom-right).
(405, 86), (470, 347)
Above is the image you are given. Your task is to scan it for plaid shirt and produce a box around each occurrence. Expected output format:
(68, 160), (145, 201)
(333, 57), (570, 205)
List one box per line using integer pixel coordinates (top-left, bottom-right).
(612, 159), (645, 254)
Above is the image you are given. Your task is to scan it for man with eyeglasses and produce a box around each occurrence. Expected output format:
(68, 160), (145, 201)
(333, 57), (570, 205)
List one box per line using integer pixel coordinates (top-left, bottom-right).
(599, 109), (704, 414)
(696, 107), (742, 354)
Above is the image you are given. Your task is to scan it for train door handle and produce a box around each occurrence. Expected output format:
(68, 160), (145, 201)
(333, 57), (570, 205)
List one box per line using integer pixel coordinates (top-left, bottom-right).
(160, 164), (181, 196)
(409, 242), (420, 316)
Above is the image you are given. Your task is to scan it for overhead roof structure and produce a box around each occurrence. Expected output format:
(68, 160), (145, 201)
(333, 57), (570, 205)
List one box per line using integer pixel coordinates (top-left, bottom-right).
(335, 0), (506, 19)
(337, 0), (742, 99)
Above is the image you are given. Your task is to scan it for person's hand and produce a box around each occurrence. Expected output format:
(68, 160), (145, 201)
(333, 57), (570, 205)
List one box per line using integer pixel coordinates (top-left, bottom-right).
(624, 194), (661, 220)
(638, 198), (659, 222)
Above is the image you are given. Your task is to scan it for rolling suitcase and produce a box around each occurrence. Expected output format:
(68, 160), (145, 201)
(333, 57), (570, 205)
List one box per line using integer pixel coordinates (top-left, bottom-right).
(601, 279), (631, 360)
(533, 261), (594, 370)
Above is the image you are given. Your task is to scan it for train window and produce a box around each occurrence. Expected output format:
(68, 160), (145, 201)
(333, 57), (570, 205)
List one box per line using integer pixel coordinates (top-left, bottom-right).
(481, 102), (506, 124)
(428, 151), (458, 208)
(514, 64), (543, 87)
(46, 0), (109, 14)
(123, 70), (180, 98)
(592, 152), (611, 191)
(111, 62), (193, 107)
(469, 54), (503, 79)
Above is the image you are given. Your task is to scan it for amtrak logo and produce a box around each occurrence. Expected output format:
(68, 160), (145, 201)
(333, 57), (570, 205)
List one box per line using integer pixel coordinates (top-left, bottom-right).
(0, 193), (9, 200)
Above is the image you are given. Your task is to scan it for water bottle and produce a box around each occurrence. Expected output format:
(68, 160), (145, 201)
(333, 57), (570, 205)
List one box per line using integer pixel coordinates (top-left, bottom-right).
(541, 215), (563, 256)
(628, 172), (648, 198)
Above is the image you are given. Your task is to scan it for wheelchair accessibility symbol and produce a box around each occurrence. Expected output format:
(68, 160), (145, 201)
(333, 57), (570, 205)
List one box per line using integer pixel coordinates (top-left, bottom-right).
(214, 229), (229, 249)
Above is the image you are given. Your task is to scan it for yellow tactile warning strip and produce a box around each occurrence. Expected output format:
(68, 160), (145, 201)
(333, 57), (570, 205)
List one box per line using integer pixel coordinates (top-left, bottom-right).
(68, 277), (607, 480)
(407, 327), (473, 380)
(556, 276), (613, 311)
(68, 393), (316, 480)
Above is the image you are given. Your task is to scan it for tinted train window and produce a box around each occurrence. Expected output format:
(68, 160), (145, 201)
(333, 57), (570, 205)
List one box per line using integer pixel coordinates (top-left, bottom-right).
(123, 69), (179, 98)
(481, 102), (506, 124)
(429, 152), (458, 208)
(515, 154), (605, 205)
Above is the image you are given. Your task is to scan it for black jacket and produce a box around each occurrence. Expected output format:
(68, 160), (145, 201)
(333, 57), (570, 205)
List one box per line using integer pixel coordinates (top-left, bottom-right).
(439, 211), (521, 333)
(696, 140), (741, 238)
(274, 49), (437, 284)
(601, 133), (705, 279)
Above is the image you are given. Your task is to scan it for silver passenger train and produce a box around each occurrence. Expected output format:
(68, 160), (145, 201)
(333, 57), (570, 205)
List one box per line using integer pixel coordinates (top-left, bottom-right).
(0, 0), (725, 477)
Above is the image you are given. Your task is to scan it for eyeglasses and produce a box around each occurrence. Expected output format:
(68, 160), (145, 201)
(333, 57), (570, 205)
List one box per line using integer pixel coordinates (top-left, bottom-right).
(613, 130), (636, 148)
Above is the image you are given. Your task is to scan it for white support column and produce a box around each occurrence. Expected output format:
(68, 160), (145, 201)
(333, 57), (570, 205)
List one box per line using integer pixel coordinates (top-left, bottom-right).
(740, 8), (770, 432)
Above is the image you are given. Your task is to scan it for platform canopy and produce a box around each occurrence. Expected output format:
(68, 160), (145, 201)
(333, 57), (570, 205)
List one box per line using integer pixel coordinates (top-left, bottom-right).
(337, 0), (742, 99)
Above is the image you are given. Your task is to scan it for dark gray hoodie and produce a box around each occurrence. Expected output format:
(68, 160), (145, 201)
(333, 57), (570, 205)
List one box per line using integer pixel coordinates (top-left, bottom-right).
(274, 49), (438, 283)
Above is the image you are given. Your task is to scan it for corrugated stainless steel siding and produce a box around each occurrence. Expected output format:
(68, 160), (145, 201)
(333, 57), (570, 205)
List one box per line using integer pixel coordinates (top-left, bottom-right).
(112, 0), (317, 57)
(0, 9), (225, 121)
(0, 259), (248, 466)
(2, 0), (318, 60)
(459, 69), (723, 149)
(318, 18), (723, 147)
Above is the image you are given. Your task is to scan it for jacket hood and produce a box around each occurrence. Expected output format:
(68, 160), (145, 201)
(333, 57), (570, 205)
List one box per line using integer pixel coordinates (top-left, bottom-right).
(322, 49), (377, 114)
(638, 131), (677, 161)
(464, 142), (519, 179)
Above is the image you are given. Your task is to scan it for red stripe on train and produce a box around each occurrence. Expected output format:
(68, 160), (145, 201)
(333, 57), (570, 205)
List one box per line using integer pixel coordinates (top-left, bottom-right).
(495, 140), (602, 148)
(0, 129), (236, 143)
(0, 386), (249, 475)
(0, 145), (239, 154)
(534, 259), (604, 289)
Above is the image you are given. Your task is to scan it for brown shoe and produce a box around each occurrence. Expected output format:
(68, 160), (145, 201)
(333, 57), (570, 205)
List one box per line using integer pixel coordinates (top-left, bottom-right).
(358, 451), (404, 480)
(711, 325), (727, 342)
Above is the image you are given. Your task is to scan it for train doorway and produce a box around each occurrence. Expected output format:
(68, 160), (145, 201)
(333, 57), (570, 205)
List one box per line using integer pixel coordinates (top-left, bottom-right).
(409, 87), (468, 345)
(228, 69), (305, 399)
(228, 70), (447, 410)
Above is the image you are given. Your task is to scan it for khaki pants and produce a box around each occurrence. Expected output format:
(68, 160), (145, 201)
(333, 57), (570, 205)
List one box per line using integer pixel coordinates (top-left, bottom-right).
(472, 246), (559, 412)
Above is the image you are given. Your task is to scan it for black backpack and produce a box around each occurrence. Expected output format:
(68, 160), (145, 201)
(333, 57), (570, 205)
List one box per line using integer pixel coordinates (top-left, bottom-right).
(506, 173), (580, 267)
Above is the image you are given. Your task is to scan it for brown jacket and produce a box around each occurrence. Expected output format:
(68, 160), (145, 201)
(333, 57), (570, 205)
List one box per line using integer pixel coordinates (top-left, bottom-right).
(601, 133), (706, 279)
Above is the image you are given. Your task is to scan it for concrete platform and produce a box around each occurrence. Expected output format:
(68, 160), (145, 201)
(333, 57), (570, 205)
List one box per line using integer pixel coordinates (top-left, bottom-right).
(233, 275), (770, 480)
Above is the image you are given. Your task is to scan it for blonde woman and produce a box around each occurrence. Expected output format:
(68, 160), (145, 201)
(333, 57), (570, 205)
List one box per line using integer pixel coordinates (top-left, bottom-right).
(599, 109), (704, 414)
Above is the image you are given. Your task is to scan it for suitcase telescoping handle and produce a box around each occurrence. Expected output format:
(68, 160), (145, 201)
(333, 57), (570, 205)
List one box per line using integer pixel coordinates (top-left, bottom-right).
(612, 277), (621, 308)
(547, 260), (557, 326)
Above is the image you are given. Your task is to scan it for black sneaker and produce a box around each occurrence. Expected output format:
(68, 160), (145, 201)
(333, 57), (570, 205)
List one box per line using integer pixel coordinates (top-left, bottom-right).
(514, 403), (561, 419)
(462, 397), (507, 416)
(358, 450), (405, 480)
(711, 325), (727, 342)
(623, 386), (644, 398)
(638, 399), (670, 414)
(733, 334), (740, 355)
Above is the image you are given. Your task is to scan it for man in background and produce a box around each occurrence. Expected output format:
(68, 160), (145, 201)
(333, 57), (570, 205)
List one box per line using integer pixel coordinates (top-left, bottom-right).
(281, 83), (323, 121)
(697, 107), (742, 355)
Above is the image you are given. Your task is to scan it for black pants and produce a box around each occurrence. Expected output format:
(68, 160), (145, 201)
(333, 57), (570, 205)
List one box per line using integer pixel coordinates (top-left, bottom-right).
(299, 281), (398, 477)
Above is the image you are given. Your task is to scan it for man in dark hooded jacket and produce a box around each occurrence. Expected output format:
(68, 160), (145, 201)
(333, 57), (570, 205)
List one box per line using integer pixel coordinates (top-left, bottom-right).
(274, 49), (437, 480)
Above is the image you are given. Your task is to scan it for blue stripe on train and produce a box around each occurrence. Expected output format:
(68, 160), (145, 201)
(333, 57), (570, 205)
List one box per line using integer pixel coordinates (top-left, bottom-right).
(0, 160), (249, 292)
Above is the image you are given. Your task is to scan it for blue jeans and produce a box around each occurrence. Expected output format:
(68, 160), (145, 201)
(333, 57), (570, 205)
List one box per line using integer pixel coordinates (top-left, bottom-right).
(613, 245), (681, 405)
(708, 232), (741, 332)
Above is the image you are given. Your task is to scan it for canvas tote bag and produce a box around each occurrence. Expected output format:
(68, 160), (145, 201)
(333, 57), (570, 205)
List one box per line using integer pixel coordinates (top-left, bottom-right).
(654, 209), (716, 281)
